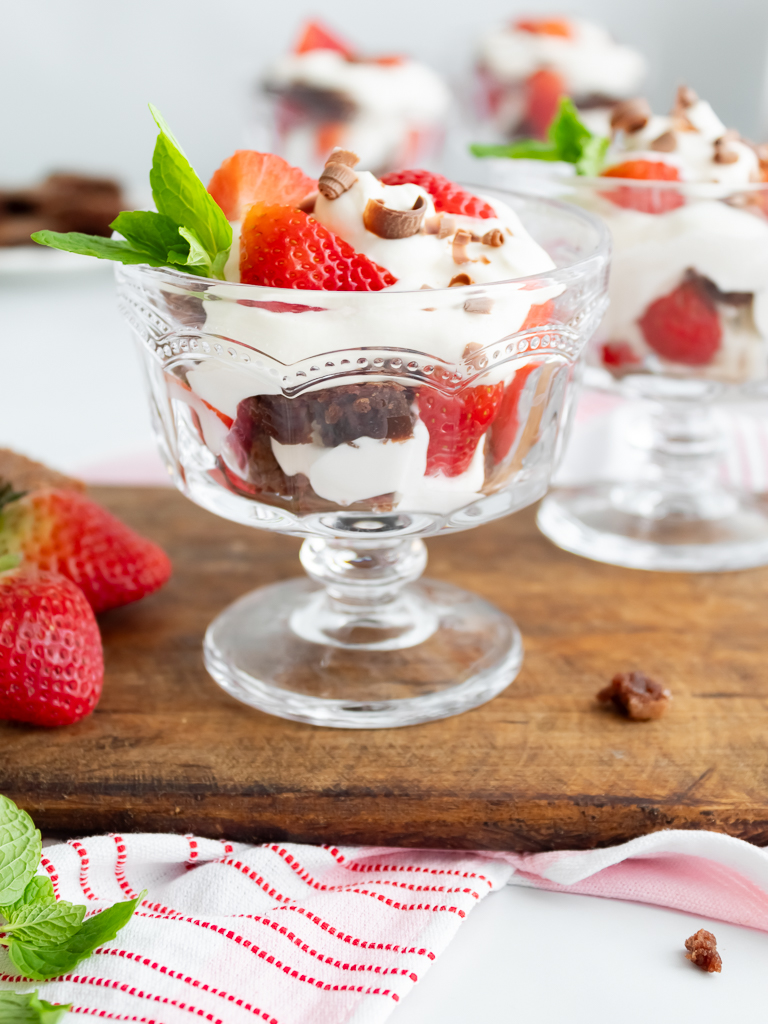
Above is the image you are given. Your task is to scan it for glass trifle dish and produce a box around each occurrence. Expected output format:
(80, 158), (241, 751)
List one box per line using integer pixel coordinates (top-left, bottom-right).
(33, 107), (609, 728)
(258, 20), (451, 177)
(474, 90), (768, 572)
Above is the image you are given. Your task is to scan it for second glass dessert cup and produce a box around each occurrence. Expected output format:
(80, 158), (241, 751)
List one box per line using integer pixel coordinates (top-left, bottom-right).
(117, 191), (609, 728)
(537, 177), (768, 572)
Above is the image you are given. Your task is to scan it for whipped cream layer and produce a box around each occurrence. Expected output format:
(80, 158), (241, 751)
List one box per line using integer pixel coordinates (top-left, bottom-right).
(479, 18), (646, 98)
(605, 99), (760, 186)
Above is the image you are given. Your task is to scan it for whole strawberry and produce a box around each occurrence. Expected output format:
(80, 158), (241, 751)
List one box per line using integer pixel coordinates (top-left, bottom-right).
(0, 486), (171, 614)
(0, 565), (103, 726)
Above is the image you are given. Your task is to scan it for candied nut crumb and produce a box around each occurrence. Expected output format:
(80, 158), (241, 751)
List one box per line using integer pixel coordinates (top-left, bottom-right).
(449, 273), (474, 287)
(610, 97), (652, 134)
(650, 130), (677, 153)
(318, 162), (358, 200)
(464, 297), (493, 314)
(685, 929), (722, 973)
(363, 195), (426, 239)
(438, 215), (456, 239)
(482, 228), (505, 247)
(327, 148), (360, 168)
(452, 229), (473, 265)
(597, 671), (672, 721)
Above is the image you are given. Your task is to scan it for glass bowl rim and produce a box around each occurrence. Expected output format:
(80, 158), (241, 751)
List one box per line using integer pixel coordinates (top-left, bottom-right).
(118, 186), (611, 297)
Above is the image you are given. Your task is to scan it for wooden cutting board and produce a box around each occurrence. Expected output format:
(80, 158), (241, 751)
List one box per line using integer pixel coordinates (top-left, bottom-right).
(3, 486), (768, 852)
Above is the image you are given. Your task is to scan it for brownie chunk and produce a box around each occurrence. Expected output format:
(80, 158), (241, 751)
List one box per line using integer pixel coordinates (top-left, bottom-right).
(685, 929), (722, 973)
(597, 671), (672, 721)
(235, 383), (416, 451)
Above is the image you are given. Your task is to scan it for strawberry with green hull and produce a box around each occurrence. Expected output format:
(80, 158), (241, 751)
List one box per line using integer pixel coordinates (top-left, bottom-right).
(0, 564), (103, 727)
(0, 485), (171, 614)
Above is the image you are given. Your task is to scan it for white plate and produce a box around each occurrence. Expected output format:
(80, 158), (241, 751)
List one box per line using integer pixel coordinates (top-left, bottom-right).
(0, 244), (109, 276)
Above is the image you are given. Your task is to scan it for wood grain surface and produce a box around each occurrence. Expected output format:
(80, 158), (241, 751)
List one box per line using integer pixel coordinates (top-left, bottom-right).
(2, 486), (768, 851)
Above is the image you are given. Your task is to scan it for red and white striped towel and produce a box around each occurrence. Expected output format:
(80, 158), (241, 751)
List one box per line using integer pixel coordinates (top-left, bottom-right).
(3, 830), (768, 1024)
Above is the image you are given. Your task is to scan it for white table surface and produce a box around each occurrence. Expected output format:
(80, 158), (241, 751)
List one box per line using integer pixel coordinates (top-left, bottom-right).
(4, 268), (768, 1021)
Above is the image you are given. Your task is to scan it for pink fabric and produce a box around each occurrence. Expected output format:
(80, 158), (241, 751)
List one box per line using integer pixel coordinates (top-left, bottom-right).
(2, 830), (768, 1023)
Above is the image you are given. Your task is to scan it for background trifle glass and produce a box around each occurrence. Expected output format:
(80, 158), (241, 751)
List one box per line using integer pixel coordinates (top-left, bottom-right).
(537, 176), (768, 572)
(117, 190), (608, 728)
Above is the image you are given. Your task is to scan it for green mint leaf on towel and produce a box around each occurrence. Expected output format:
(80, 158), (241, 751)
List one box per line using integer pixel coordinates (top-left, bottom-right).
(0, 796), (40, 907)
(0, 990), (72, 1023)
(470, 97), (610, 176)
(7, 890), (145, 981)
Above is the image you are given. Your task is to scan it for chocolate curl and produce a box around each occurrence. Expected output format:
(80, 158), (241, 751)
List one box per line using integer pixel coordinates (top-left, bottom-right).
(714, 130), (740, 165)
(318, 163), (358, 200)
(481, 228), (505, 247)
(610, 97), (651, 134)
(449, 273), (473, 286)
(452, 229), (473, 265)
(650, 131), (677, 153)
(363, 195), (427, 239)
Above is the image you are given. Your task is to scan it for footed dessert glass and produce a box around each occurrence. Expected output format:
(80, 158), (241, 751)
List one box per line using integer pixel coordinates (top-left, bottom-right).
(537, 177), (768, 572)
(117, 190), (608, 728)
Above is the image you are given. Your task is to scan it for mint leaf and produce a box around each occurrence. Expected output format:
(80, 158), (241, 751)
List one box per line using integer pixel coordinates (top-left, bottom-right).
(1, 877), (55, 916)
(7, 891), (145, 981)
(111, 210), (189, 262)
(30, 231), (168, 267)
(2, 898), (85, 946)
(577, 133), (611, 177)
(148, 104), (231, 273)
(470, 140), (560, 160)
(471, 97), (609, 175)
(0, 990), (71, 1024)
(0, 797), (40, 907)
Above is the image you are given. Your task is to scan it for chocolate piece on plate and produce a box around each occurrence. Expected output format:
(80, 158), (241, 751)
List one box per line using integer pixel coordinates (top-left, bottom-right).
(597, 670), (672, 720)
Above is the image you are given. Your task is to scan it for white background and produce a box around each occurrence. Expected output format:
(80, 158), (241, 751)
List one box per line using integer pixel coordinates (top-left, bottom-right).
(3, 0), (768, 196)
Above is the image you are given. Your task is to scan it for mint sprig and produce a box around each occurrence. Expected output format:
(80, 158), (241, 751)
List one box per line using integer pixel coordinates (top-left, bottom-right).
(0, 796), (144, 983)
(0, 990), (71, 1023)
(31, 105), (232, 279)
(470, 97), (610, 176)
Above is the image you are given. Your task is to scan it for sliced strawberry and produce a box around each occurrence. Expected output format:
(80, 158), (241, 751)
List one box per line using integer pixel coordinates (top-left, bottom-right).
(418, 383), (504, 477)
(380, 170), (496, 219)
(515, 17), (573, 37)
(521, 299), (554, 330)
(638, 277), (722, 366)
(488, 364), (539, 464)
(523, 69), (566, 140)
(601, 160), (684, 214)
(240, 203), (397, 291)
(208, 152), (317, 222)
(601, 341), (642, 370)
(294, 20), (354, 58)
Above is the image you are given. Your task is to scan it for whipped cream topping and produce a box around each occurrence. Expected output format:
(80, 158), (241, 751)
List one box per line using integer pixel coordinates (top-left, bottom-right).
(263, 50), (450, 173)
(265, 50), (450, 124)
(479, 18), (646, 99)
(311, 172), (556, 290)
(605, 99), (760, 186)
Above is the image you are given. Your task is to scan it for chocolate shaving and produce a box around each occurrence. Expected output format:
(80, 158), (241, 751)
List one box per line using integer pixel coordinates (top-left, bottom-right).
(298, 191), (318, 213)
(452, 229), (473, 265)
(610, 97), (651, 134)
(482, 228), (505, 247)
(424, 215), (441, 235)
(327, 148), (360, 168)
(714, 130), (740, 165)
(363, 195), (427, 239)
(650, 131), (677, 153)
(438, 215), (456, 239)
(671, 85), (699, 131)
(318, 162), (358, 200)
(464, 297), (493, 314)
(449, 273), (473, 287)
